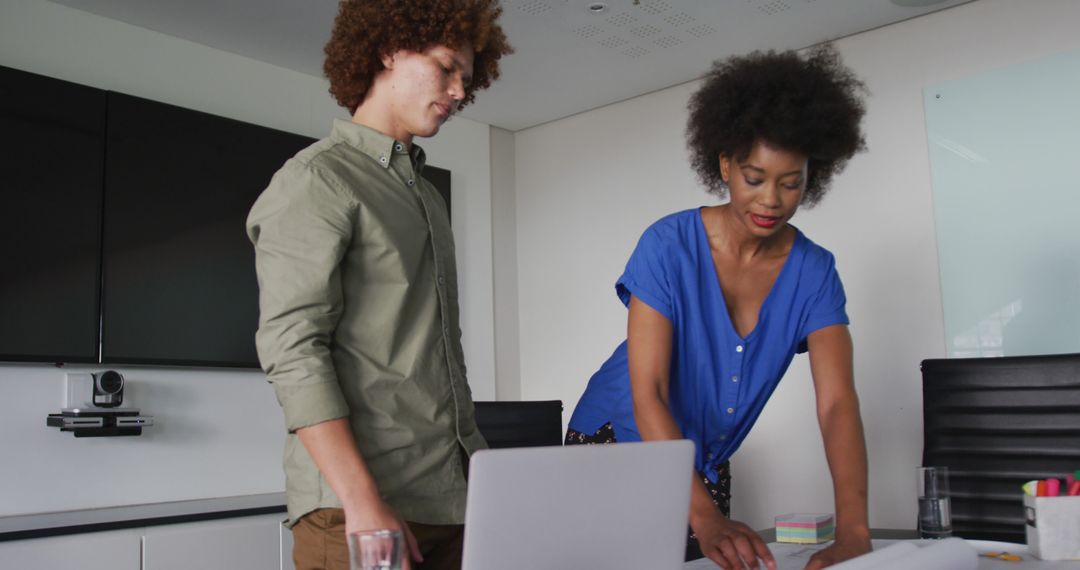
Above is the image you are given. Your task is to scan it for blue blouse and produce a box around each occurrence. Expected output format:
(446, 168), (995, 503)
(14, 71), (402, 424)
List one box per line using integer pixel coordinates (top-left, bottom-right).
(568, 208), (849, 480)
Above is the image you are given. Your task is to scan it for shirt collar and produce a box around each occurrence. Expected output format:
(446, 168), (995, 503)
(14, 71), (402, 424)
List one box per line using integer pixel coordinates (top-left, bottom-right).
(331, 119), (427, 172)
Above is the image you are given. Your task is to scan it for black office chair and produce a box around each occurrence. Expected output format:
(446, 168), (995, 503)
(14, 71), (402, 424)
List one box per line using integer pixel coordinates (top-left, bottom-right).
(921, 353), (1080, 542)
(473, 400), (563, 449)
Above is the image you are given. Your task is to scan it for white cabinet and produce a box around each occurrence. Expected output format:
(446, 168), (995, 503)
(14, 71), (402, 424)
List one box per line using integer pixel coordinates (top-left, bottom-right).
(281, 519), (296, 570)
(0, 513), (289, 570)
(143, 513), (284, 570)
(0, 528), (142, 570)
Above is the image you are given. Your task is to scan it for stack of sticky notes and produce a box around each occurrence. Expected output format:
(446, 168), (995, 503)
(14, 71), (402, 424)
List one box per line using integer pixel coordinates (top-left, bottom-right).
(775, 513), (835, 544)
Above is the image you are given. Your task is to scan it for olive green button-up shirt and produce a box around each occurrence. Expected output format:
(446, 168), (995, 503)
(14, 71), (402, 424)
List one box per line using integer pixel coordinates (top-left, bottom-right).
(246, 119), (486, 527)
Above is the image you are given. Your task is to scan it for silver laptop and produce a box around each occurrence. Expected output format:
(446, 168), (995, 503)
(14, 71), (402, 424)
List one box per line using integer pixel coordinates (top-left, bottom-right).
(461, 439), (695, 570)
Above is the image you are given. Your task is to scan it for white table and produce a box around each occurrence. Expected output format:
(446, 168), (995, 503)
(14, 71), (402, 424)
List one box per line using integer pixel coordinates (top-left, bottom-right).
(682, 538), (1080, 569)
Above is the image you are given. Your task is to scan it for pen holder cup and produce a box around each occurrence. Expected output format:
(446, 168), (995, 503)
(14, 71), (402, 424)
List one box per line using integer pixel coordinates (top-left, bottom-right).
(1024, 495), (1080, 560)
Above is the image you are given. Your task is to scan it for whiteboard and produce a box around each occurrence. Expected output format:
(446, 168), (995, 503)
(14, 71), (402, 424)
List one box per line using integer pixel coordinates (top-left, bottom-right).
(924, 48), (1080, 358)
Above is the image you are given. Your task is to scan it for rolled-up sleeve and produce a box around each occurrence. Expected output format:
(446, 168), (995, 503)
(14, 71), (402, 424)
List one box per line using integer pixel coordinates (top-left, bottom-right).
(246, 161), (355, 432)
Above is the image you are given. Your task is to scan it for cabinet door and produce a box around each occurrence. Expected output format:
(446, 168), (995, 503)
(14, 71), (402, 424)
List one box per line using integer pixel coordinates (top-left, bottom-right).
(0, 529), (142, 570)
(280, 519), (296, 570)
(144, 513), (284, 570)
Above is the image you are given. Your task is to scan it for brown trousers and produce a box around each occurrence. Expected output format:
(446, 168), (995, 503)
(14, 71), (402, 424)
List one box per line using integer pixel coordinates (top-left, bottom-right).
(292, 508), (464, 570)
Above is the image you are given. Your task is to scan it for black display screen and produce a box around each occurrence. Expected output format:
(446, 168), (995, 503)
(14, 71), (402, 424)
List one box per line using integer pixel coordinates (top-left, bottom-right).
(0, 66), (452, 369)
(0, 66), (104, 363)
(101, 93), (315, 367)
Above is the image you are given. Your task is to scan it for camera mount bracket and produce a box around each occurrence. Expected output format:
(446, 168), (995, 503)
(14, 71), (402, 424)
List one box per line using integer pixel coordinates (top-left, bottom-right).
(50, 372), (153, 437)
(47, 407), (154, 437)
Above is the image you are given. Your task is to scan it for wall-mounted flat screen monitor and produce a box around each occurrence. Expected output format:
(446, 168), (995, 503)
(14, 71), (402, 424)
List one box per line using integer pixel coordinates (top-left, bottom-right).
(0, 65), (453, 369)
(101, 93), (315, 367)
(0, 66), (104, 363)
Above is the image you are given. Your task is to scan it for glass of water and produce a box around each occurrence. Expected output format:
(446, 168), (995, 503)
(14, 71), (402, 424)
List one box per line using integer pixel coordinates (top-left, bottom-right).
(917, 466), (952, 539)
(348, 529), (403, 570)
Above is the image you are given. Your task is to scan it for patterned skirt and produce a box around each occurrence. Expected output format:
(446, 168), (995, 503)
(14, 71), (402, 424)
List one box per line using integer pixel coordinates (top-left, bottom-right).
(564, 422), (730, 561)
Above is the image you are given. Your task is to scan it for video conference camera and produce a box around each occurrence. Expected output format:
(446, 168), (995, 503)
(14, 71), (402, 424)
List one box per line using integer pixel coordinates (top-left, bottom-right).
(92, 370), (125, 408)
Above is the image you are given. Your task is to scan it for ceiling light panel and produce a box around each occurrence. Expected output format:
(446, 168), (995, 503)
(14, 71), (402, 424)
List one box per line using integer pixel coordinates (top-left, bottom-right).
(516, 0), (553, 16)
(505, 0), (725, 60)
(756, 0), (794, 16)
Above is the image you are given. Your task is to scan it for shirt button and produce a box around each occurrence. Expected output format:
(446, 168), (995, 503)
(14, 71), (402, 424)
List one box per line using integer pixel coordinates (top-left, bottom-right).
(731, 375), (738, 382)
(735, 345), (743, 353)
(706, 452), (714, 460)
(407, 179), (415, 186)
(719, 434), (727, 440)
(727, 407), (734, 414)
(437, 275), (445, 284)
(379, 156), (387, 164)
(394, 143), (403, 152)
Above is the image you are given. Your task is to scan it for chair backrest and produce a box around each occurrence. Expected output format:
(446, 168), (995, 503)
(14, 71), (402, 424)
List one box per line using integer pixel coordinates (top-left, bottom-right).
(473, 400), (563, 449)
(921, 353), (1080, 542)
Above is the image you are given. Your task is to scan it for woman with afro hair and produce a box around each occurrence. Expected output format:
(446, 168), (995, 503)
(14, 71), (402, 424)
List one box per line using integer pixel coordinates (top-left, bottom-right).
(567, 44), (871, 570)
(247, 2), (511, 569)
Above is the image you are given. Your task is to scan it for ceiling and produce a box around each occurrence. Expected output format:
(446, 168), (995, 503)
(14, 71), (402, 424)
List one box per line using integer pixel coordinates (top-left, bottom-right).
(47, 0), (971, 131)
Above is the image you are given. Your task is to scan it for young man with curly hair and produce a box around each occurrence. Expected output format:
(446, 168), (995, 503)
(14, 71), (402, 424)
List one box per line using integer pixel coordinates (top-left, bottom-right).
(566, 45), (871, 570)
(246, 2), (511, 569)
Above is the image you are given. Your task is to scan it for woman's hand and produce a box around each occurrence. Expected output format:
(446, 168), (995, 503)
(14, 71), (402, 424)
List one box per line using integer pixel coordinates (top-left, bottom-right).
(804, 533), (871, 569)
(692, 510), (776, 570)
(344, 499), (423, 569)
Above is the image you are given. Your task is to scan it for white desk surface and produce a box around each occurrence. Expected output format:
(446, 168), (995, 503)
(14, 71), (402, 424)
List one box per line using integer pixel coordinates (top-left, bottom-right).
(682, 539), (1080, 569)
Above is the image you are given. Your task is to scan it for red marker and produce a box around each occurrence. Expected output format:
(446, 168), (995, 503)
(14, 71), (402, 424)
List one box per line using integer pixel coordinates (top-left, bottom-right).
(1068, 480), (1080, 497)
(1037, 480), (1048, 497)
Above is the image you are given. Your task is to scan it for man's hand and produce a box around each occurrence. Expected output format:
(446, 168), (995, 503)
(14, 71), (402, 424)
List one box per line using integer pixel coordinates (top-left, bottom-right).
(295, 420), (423, 568)
(345, 499), (423, 569)
(692, 511), (777, 570)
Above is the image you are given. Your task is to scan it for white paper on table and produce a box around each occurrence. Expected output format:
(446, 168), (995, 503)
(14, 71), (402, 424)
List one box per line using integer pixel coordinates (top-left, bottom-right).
(681, 537), (1048, 569)
(682, 542), (833, 570)
(829, 541), (920, 569)
(831, 538), (977, 570)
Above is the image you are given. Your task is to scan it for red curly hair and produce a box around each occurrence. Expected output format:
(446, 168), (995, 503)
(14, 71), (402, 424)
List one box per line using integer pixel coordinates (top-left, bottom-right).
(324, 0), (513, 114)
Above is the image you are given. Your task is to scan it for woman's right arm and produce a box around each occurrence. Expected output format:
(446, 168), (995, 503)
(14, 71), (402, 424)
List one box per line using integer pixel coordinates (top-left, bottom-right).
(626, 296), (775, 570)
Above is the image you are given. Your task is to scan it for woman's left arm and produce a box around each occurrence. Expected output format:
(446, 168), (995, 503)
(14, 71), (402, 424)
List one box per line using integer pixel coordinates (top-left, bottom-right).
(804, 324), (871, 570)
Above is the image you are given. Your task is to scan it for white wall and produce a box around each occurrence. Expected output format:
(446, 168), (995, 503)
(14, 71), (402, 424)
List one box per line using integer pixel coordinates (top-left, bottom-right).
(513, 0), (1080, 531)
(0, 0), (496, 516)
(490, 126), (521, 401)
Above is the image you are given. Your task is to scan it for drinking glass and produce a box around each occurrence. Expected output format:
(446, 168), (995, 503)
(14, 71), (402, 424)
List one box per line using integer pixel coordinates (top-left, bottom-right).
(348, 529), (403, 570)
(917, 466), (953, 539)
